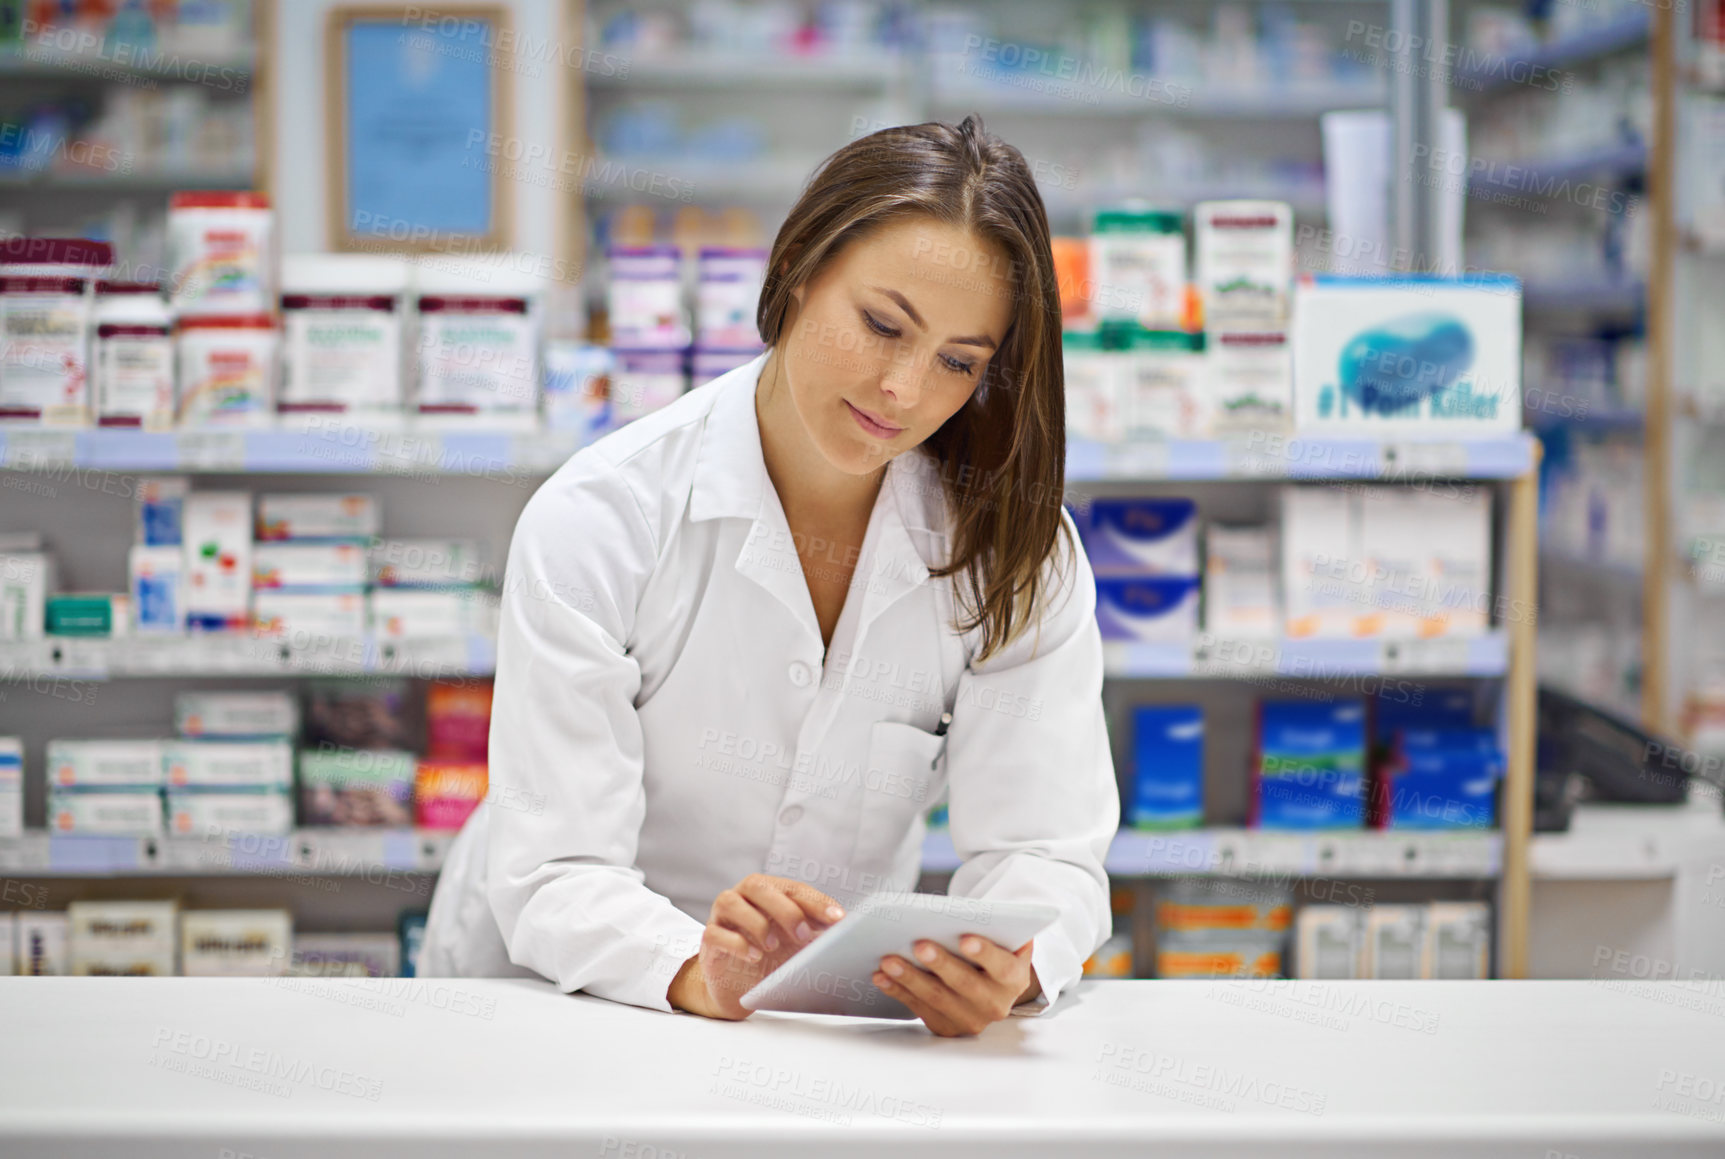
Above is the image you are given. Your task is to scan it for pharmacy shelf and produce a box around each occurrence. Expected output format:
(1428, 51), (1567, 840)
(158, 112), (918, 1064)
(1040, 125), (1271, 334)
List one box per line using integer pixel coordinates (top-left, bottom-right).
(0, 828), (451, 877)
(920, 826), (1501, 879)
(0, 634), (497, 681)
(1103, 631), (1508, 680)
(585, 155), (819, 202)
(0, 46), (255, 82)
(1042, 179), (1328, 220)
(1521, 278), (1645, 314)
(0, 165), (256, 191)
(1455, 10), (1651, 94)
(1066, 432), (1537, 481)
(585, 51), (902, 88)
(928, 74), (1384, 118)
(1468, 140), (1647, 196)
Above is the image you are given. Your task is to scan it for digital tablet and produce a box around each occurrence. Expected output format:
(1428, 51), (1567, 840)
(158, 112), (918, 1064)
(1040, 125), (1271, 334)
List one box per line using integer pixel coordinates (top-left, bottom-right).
(738, 893), (1061, 1019)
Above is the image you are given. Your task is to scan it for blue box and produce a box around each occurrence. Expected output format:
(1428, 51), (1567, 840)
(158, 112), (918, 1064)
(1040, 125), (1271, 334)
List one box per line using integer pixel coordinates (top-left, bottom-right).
(1081, 498), (1199, 575)
(1254, 700), (1366, 829)
(1094, 576), (1200, 642)
(1383, 731), (1503, 830)
(1372, 688), (1477, 738)
(1130, 706), (1204, 829)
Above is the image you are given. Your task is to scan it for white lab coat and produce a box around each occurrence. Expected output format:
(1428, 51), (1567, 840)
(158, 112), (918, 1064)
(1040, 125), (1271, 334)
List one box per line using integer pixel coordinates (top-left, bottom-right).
(419, 352), (1118, 1014)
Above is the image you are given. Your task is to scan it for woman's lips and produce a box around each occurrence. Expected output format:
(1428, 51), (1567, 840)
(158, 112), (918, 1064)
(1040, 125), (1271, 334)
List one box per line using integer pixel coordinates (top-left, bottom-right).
(845, 399), (904, 439)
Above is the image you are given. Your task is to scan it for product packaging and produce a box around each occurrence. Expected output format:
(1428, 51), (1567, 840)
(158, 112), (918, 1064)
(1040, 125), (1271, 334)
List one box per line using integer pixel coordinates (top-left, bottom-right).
(1281, 487), (1362, 639)
(278, 253), (409, 416)
(1423, 901), (1490, 979)
(49, 789), (164, 835)
(1362, 905), (1425, 979)
(47, 738), (164, 787)
(1051, 236), (1093, 324)
(0, 237), (112, 425)
(252, 542), (367, 590)
(92, 281), (174, 428)
(1090, 208), (1186, 329)
(1253, 699), (1367, 829)
(299, 747), (415, 827)
(1203, 525), (1280, 636)
(176, 315), (278, 426)
(1292, 275), (1522, 433)
(695, 246), (767, 348)
(1094, 576), (1201, 643)
(1082, 497), (1200, 575)
(0, 736), (21, 838)
(175, 691), (298, 739)
(180, 909), (292, 976)
(399, 912), (427, 978)
(369, 588), (498, 638)
(425, 679), (493, 760)
(135, 476), (190, 546)
(1155, 875), (1292, 979)
(369, 539), (486, 588)
(607, 245), (688, 348)
(1082, 931), (1136, 978)
(292, 932), (401, 979)
(541, 342), (612, 437)
(17, 912), (69, 976)
(45, 592), (129, 636)
(182, 491), (252, 631)
(1294, 905), (1363, 980)
(255, 493), (379, 542)
(302, 679), (412, 750)
(610, 347), (687, 424)
(71, 900), (179, 976)
(413, 761), (488, 830)
(1356, 486), (1435, 637)
(1194, 200), (1293, 327)
(1413, 484), (1492, 636)
(163, 739), (294, 789)
(1063, 329), (1119, 443)
(0, 551), (53, 640)
(1206, 330), (1292, 434)
(252, 589), (367, 640)
(1116, 327), (1207, 439)
(129, 545), (185, 632)
(1377, 730), (1502, 830)
(414, 258), (542, 422)
(166, 788), (294, 837)
(1129, 705), (1204, 829)
(168, 190), (275, 317)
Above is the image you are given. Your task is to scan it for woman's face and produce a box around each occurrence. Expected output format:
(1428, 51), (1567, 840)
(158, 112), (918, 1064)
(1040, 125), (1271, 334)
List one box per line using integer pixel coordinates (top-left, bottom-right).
(776, 217), (1015, 475)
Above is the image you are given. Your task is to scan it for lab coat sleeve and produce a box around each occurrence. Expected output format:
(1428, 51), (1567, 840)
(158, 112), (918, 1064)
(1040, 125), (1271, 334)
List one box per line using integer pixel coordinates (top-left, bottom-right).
(943, 510), (1118, 1015)
(485, 456), (707, 1013)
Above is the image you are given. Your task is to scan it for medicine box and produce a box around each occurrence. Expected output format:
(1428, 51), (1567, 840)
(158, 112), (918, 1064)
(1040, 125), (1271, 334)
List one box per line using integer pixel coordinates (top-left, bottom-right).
(1094, 576), (1200, 643)
(1294, 906), (1363, 980)
(1194, 200), (1293, 327)
(1356, 487), (1431, 637)
(69, 900), (178, 975)
(1155, 934), (1283, 979)
(47, 739), (164, 788)
(369, 588), (498, 638)
(1129, 706), (1204, 829)
(166, 789), (295, 837)
(292, 932), (401, 979)
(252, 590), (366, 639)
(129, 544), (184, 632)
(1381, 743), (1501, 831)
(255, 493), (379, 542)
(0, 552), (54, 640)
(46, 592), (130, 637)
(135, 476), (189, 546)
(1207, 330), (1292, 435)
(1423, 902), (1491, 979)
(1281, 487), (1361, 639)
(164, 739), (293, 788)
(369, 538), (485, 587)
(1417, 484), (1492, 636)
(17, 912), (68, 975)
(1090, 208), (1187, 330)
(414, 761), (488, 831)
(0, 737), (20, 838)
(252, 542), (367, 590)
(1292, 275), (1523, 434)
(1363, 906), (1426, 979)
(1203, 525), (1280, 636)
(175, 691), (298, 739)
(181, 909), (293, 977)
(1253, 700), (1366, 829)
(1062, 330), (1119, 443)
(1082, 498), (1199, 575)
(49, 789), (164, 835)
(299, 747), (415, 827)
(182, 491), (252, 630)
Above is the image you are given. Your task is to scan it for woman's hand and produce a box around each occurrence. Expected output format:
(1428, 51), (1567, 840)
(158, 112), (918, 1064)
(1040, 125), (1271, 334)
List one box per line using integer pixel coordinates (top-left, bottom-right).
(667, 874), (846, 1020)
(874, 935), (1039, 1037)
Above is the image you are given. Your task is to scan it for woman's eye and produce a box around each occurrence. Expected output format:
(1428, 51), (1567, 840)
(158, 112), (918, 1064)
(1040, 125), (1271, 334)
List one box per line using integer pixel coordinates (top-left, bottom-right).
(941, 354), (977, 377)
(862, 311), (899, 338)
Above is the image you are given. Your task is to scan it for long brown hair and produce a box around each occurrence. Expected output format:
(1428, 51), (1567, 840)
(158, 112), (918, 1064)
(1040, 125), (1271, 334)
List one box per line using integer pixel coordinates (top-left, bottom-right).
(756, 116), (1068, 662)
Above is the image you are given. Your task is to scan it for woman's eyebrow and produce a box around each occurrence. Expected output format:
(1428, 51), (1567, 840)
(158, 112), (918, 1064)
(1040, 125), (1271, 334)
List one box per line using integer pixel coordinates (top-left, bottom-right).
(870, 286), (998, 350)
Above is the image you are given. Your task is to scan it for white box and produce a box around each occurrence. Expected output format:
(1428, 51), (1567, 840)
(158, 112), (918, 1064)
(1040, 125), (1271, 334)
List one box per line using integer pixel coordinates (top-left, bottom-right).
(135, 476), (190, 546)
(163, 739), (293, 789)
(369, 588), (497, 638)
(369, 538), (486, 587)
(1418, 485), (1493, 636)
(1281, 487), (1362, 638)
(0, 552), (54, 640)
(0, 737), (21, 838)
(1207, 330), (1291, 434)
(0, 913), (14, 976)
(17, 912), (68, 975)
(181, 909), (293, 977)
(69, 900), (178, 976)
(48, 790), (164, 835)
(252, 590), (367, 640)
(46, 739), (164, 788)
(1423, 901), (1490, 979)
(292, 932), (401, 979)
(1195, 200), (1293, 327)
(1357, 488), (1432, 638)
(1362, 905), (1426, 980)
(129, 544), (184, 632)
(166, 789), (294, 837)
(182, 492), (252, 630)
(255, 493), (379, 541)
(1294, 905), (1362, 980)
(1292, 275), (1522, 434)
(175, 691), (298, 739)
(1119, 332), (1206, 440)
(1204, 525), (1281, 636)
(1062, 333), (1121, 444)
(253, 541), (367, 590)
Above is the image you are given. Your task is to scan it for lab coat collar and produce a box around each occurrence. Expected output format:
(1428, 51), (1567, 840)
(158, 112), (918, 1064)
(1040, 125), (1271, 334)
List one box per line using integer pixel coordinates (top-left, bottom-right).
(688, 351), (771, 524)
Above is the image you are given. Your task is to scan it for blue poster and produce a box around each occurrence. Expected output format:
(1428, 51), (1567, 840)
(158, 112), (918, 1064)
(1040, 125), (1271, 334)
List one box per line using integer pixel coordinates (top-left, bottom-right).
(344, 19), (496, 239)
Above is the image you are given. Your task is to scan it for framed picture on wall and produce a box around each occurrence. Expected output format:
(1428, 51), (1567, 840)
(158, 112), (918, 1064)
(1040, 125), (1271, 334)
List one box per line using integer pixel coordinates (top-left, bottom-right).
(325, 4), (513, 252)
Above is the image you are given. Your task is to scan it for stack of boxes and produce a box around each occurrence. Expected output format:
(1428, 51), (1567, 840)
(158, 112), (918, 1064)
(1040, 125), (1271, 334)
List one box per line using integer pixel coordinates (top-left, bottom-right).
(1081, 497), (1201, 644)
(252, 494), (376, 641)
(369, 535), (497, 641)
(47, 738), (165, 835)
(1128, 706), (1205, 830)
(1153, 878), (1291, 979)
(68, 900), (178, 976)
(1251, 700), (1368, 830)
(1369, 690), (1502, 831)
(0, 737), (21, 838)
(180, 909), (294, 976)
(1295, 901), (1491, 980)
(167, 692), (296, 837)
(414, 680), (492, 831)
(298, 680), (414, 828)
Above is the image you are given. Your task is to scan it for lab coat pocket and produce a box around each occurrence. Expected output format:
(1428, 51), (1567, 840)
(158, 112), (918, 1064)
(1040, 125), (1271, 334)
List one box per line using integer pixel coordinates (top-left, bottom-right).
(854, 720), (947, 881)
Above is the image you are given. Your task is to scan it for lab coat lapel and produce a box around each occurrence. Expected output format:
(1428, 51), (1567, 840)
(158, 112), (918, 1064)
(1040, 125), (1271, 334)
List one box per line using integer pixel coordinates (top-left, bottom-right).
(848, 452), (938, 655)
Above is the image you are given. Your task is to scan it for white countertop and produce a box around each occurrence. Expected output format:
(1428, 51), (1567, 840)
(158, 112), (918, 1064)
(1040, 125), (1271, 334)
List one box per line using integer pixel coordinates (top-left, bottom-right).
(1, 977), (1721, 1158)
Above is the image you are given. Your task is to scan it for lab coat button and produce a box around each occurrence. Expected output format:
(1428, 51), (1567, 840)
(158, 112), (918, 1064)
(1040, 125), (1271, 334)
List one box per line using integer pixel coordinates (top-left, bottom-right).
(787, 661), (812, 687)
(779, 805), (804, 825)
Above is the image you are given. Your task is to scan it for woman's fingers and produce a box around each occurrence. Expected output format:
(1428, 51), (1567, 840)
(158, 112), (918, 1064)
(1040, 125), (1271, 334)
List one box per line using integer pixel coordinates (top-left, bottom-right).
(710, 890), (772, 959)
(953, 933), (1029, 984)
(873, 958), (975, 1036)
(735, 876), (821, 948)
(905, 941), (997, 1008)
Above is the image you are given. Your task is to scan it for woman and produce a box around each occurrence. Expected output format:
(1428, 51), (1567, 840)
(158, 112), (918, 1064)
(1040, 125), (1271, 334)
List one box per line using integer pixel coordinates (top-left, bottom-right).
(420, 117), (1118, 1038)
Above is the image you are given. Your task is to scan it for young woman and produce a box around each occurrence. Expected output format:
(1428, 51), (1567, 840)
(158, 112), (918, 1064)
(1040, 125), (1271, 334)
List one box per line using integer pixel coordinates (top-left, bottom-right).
(420, 117), (1118, 1038)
